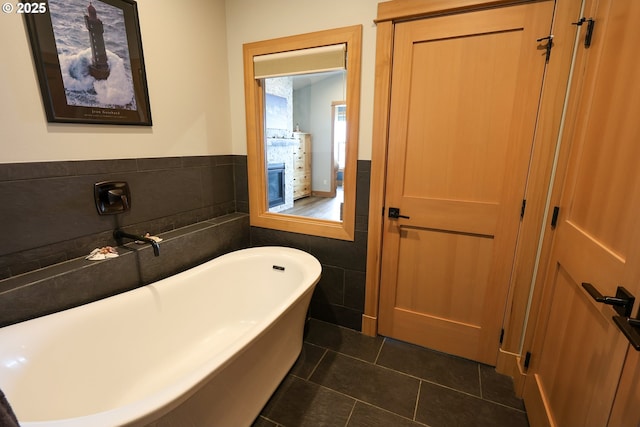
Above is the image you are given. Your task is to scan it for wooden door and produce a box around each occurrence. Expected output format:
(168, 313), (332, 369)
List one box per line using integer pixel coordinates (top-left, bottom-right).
(523, 0), (640, 425)
(377, 1), (554, 365)
(609, 348), (640, 427)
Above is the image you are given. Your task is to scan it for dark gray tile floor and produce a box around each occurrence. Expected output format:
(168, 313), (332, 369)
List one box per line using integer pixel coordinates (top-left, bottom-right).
(253, 319), (528, 427)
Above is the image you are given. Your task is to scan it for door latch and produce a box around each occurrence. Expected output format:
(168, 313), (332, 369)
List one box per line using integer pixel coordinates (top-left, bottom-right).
(572, 17), (595, 48)
(536, 35), (554, 63)
(388, 207), (410, 219)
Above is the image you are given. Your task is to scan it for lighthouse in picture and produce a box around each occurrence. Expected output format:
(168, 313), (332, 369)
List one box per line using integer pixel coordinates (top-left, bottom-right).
(85, 2), (110, 80)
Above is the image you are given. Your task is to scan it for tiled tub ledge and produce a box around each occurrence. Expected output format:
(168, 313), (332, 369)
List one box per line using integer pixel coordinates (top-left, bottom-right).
(0, 213), (249, 328)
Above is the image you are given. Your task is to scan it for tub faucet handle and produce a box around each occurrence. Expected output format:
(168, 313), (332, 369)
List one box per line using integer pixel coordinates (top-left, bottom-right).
(107, 189), (129, 210)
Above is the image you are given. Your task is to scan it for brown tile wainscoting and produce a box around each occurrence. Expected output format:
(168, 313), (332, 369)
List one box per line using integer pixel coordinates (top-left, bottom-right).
(0, 155), (246, 279)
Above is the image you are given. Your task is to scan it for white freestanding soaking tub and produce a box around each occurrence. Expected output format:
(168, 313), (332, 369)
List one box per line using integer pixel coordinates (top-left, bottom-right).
(0, 246), (321, 426)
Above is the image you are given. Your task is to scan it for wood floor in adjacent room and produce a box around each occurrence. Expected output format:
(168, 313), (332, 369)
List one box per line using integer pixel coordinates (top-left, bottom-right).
(278, 188), (343, 222)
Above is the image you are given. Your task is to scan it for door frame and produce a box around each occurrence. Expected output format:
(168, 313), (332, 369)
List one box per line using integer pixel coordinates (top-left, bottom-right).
(363, 0), (582, 390)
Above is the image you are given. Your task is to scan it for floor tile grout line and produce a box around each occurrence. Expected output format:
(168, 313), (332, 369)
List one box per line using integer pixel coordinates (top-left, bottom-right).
(305, 347), (328, 380)
(302, 341), (380, 366)
(322, 347), (429, 383)
(420, 378), (528, 414)
(298, 348), (430, 425)
(343, 400), (357, 427)
(301, 377), (432, 427)
(264, 371), (524, 427)
(413, 379), (422, 422)
(323, 343), (524, 412)
(256, 415), (284, 426)
(260, 320), (526, 427)
(303, 321), (526, 413)
(302, 342), (526, 413)
(373, 336), (386, 364)
(312, 345), (524, 409)
(482, 398), (529, 413)
(478, 363), (483, 399)
(420, 378), (480, 399)
(320, 347), (486, 401)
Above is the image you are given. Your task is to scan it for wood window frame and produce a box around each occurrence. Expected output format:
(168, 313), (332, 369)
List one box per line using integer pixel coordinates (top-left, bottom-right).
(243, 25), (362, 241)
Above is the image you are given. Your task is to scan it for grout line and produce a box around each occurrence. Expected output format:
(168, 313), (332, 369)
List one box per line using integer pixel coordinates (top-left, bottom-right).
(373, 336), (385, 364)
(302, 321), (527, 420)
(256, 415), (284, 426)
(343, 400), (357, 427)
(308, 380), (432, 427)
(305, 337), (524, 411)
(300, 348), (431, 425)
(421, 378), (483, 399)
(307, 348), (328, 380)
(420, 378), (528, 414)
(327, 349), (428, 381)
(413, 380), (422, 422)
(301, 336), (380, 366)
(321, 345), (499, 403)
(293, 371), (526, 427)
(478, 364), (483, 399)
(481, 397), (528, 414)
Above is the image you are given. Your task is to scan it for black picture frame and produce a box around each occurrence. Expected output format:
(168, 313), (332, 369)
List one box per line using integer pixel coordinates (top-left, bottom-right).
(24, 0), (152, 125)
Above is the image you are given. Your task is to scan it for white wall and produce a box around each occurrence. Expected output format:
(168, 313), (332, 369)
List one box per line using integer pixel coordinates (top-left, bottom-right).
(307, 73), (345, 192)
(0, 0), (232, 163)
(224, 0), (379, 160)
(0, 0), (379, 163)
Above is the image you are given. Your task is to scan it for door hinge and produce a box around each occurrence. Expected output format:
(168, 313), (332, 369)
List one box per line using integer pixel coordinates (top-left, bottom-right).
(551, 206), (560, 228)
(536, 35), (554, 62)
(499, 328), (505, 344)
(520, 199), (527, 219)
(524, 351), (532, 370)
(572, 17), (595, 48)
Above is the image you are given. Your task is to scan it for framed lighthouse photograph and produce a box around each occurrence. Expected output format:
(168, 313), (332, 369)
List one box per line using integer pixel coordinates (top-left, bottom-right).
(24, 0), (152, 125)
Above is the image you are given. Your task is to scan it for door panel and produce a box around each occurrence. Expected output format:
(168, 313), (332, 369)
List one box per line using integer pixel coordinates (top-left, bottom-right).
(395, 228), (493, 325)
(524, 0), (640, 424)
(534, 263), (628, 426)
(378, 1), (554, 365)
(609, 348), (640, 426)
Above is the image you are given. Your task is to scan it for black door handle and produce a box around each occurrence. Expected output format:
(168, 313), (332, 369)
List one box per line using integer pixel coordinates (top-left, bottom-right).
(388, 207), (410, 219)
(583, 282), (640, 351)
(613, 316), (640, 351)
(582, 282), (635, 317)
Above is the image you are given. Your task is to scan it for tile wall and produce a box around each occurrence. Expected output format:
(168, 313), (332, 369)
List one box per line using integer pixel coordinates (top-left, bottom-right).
(250, 160), (371, 330)
(0, 155), (249, 326)
(0, 156), (241, 279)
(0, 156), (370, 331)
